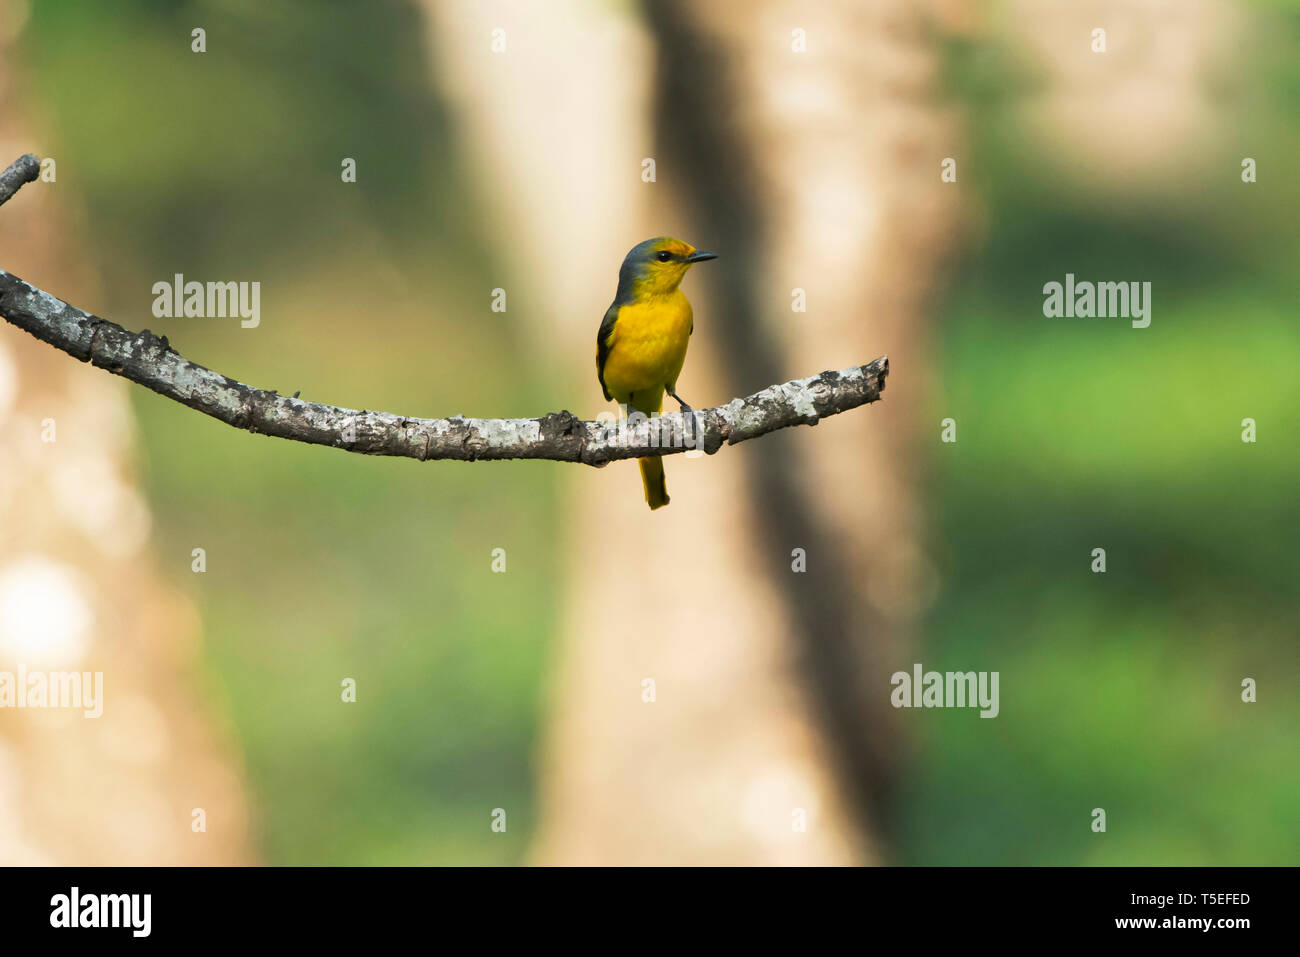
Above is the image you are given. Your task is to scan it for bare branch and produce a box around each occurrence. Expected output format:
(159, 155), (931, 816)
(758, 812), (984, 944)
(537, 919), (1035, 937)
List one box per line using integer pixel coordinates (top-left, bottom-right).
(0, 153), (40, 208)
(0, 154), (886, 465)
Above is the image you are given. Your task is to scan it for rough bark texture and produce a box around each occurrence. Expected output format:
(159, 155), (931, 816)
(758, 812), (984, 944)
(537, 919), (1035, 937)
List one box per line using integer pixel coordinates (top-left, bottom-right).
(0, 152), (38, 207)
(0, 256), (886, 466)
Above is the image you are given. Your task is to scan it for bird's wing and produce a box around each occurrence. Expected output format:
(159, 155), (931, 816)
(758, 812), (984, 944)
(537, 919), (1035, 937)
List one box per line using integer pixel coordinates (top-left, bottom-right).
(596, 301), (620, 401)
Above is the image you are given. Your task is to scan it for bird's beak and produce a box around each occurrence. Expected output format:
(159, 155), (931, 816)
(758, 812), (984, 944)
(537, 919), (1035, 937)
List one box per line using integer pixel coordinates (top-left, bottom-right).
(686, 250), (718, 263)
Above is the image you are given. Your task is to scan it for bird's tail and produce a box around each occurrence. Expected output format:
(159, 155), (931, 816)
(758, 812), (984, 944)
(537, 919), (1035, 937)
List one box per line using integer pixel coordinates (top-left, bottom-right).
(639, 457), (669, 510)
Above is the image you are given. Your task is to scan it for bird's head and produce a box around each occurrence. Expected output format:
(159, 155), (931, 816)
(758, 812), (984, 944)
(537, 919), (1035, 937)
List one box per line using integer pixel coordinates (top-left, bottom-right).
(618, 237), (717, 299)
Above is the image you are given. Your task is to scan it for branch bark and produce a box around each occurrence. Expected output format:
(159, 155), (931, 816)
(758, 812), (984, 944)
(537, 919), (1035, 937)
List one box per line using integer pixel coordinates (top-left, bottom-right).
(0, 152), (39, 207)
(0, 154), (886, 465)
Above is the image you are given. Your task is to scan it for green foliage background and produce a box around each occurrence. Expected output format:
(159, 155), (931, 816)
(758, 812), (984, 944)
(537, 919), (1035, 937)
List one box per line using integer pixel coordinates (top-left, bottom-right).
(25, 0), (554, 865)
(15, 0), (1298, 863)
(910, 9), (1300, 863)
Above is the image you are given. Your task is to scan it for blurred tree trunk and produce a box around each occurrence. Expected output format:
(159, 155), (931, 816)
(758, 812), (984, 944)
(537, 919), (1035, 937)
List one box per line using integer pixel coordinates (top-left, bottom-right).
(0, 3), (252, 864)
(422, 0), (962, 863)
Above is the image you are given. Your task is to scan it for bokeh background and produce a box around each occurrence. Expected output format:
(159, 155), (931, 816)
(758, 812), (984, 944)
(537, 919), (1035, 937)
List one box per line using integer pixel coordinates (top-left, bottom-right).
(0, 0), (1296, 865)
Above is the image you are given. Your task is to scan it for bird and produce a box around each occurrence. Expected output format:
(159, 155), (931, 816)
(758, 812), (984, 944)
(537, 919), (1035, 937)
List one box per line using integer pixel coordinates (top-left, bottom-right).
(596, 237), (717, 510)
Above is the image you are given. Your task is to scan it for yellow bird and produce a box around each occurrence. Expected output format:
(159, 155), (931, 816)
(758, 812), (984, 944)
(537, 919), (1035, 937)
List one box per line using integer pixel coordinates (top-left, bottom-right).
(596, 237), (716, 510)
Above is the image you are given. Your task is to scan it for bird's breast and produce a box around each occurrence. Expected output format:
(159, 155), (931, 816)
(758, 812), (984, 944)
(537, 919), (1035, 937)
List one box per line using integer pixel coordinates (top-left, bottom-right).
(603, 293), (693, 393)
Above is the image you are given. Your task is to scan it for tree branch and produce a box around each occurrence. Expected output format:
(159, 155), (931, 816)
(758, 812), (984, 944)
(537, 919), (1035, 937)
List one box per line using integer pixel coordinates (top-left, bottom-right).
(0, 154), (886, 465)
(0, 153), (39, 208)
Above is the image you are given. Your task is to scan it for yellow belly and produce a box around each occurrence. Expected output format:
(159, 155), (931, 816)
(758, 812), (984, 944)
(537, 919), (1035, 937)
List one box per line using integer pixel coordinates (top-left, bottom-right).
(601, 293), (692, 413)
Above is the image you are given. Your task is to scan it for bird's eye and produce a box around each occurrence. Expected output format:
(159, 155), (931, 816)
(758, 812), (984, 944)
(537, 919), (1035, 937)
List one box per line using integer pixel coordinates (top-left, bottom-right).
(656, 251), (674, 262)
